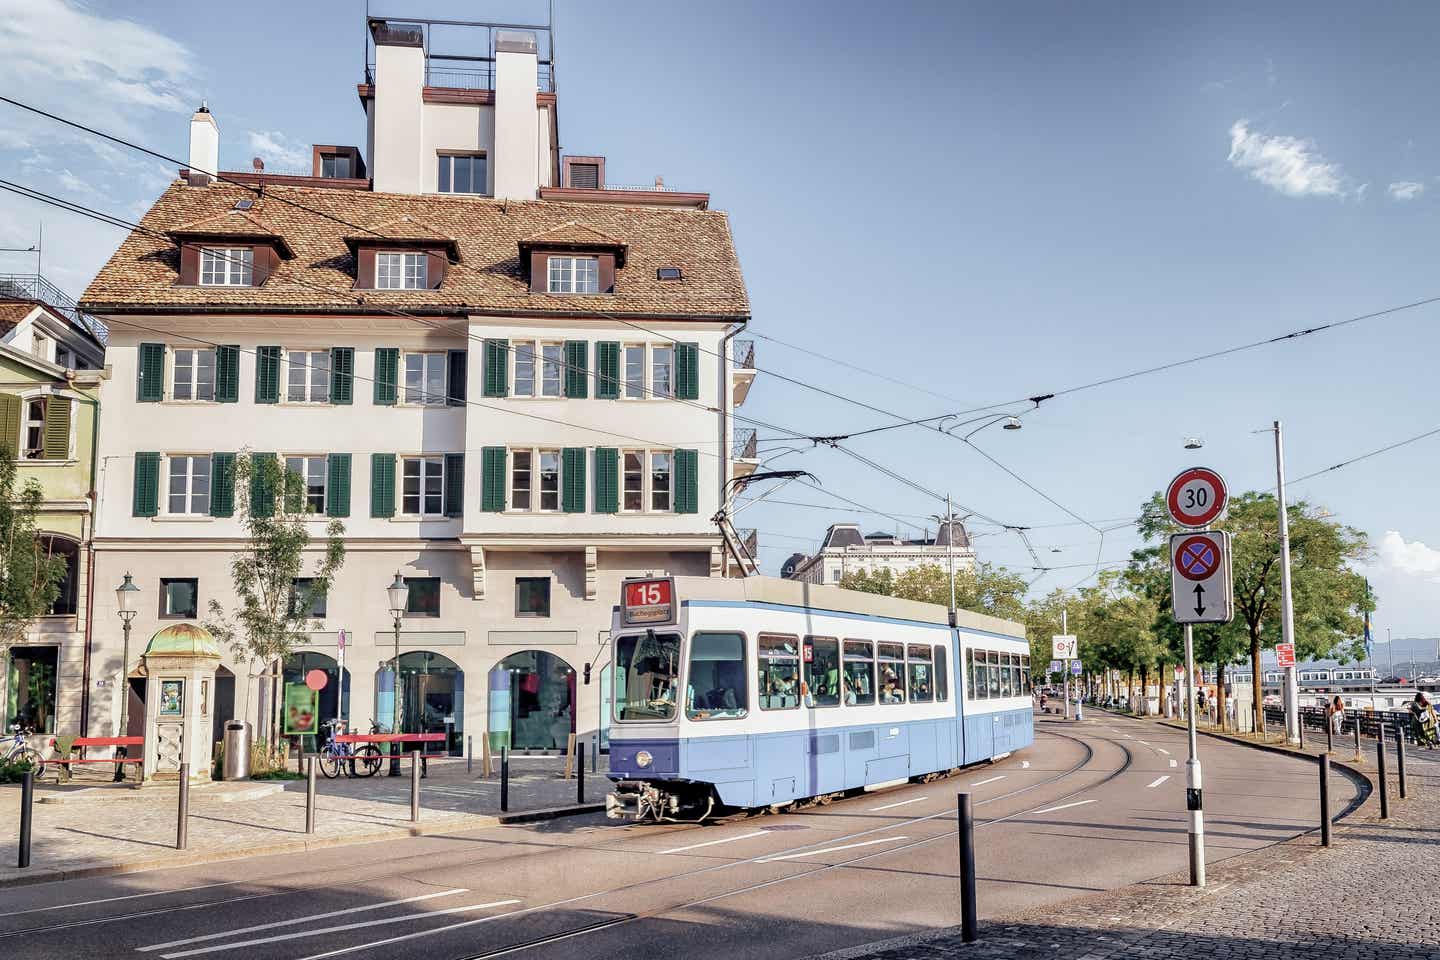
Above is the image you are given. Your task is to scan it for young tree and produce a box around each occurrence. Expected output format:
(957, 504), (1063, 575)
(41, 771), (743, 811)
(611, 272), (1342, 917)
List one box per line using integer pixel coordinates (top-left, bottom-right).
(204, 453), (345, 759)
(841, 562), (1030, 621)
(0, 454), (67, 725)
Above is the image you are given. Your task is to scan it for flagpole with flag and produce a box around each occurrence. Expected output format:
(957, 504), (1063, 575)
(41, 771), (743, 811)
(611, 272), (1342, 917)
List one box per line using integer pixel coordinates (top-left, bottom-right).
(1363, 579), (1375, 694)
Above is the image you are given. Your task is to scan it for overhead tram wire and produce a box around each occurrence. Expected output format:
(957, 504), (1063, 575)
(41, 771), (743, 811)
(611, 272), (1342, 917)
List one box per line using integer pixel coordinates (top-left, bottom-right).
(1287, 424), (1440, 486)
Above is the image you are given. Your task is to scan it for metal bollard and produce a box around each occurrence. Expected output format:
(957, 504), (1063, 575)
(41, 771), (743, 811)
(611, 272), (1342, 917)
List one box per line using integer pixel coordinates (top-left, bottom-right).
(305, 756), (317, 834)
(410, 750), (421, 824)
(1299, 714), (1305, 750)
(577, 741), (585, 805)
(1318, 753), (1332, 848)
(467, 736), (473, 775)
(500, 747), (509, 813)
(18, 769), (34, 868)
(1326, 715), (1333, 754)
(1376, 733), (1389, 820)
(956, 792), (977, 943)
(177, 763), (190, 850)
(1394, 727), (1407, 800)
(1354, 713), (1362, 761)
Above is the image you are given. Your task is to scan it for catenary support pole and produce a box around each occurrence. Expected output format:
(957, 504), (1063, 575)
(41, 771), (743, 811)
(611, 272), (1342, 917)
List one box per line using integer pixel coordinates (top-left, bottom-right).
(1273, 421), (1300, 744)
(577, 740), (585, 805)
(1394, 727), (1407, 800)
(957, 792), (977, 942)
(177, 763), (190, 850)
(1062, 608), (1071, 721)
(1183, 623), (1205, 887)
(410, 750), (421, 823)
(1376, 732), (1389, 820)
(17, 769), (33, 868)
(305, 756), (317, 834)
(500, 747), (509, 813)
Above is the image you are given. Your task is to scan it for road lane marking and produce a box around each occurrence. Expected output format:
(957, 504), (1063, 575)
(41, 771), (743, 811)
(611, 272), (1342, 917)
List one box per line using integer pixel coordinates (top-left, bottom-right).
(1021, 760), (1030, 768)
(1029, 799), (1098, 816)
(1157, 748), (1171, 755)
(155, 899), (520, 958)
(139, 889), (470, 951)
(756, 837), (908, 863)
(972, 776), (1006, 786)
(1146, 776), (1171, 788)
(869, 796), (928, 812)
(1169, 759), (1178, 767)
(1138, 740), (1151, 745)
(658, 830), (769, 855)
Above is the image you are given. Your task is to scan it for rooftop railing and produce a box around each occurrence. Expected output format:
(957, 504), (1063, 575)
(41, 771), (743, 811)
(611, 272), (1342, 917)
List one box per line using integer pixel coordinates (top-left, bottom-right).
(733, 339), (755, 369)
(732, 428), (757, 460)
(0, 274), (108, 344)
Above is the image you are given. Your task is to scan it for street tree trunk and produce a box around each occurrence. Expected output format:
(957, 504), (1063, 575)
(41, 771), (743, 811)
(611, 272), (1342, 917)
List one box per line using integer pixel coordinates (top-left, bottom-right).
(1216, 661), (1227, 731)
(1140, 664), (1150, 716)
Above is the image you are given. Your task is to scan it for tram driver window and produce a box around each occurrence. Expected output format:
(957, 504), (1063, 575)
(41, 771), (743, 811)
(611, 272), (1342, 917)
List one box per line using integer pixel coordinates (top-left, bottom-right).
(758, 634), (800, 710)
(878, 643), (905, 703)
(843, 640), (875, 706)
(803, 636), (840, 707)
(613, 631), (681, 722)
(907, 644), (934, 703)
(686, 631), (748, 720)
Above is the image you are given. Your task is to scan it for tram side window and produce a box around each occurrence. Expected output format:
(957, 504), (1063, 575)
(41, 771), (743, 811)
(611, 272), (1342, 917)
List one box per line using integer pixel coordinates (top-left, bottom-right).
(1020, 654), (1030, 695)
(935, 645), (948, 702)
(686, 631), (748, 721)
(844, 640), (875, 706)
(907, 644), (934, 703)
(970, 648), (985, 700)
(1005, 653), (1017, 697)
(758, 634), (800, 710)
(878, 642), (905, 703)
(804, 636), (841, 707)
(987, 650), (1001, 698)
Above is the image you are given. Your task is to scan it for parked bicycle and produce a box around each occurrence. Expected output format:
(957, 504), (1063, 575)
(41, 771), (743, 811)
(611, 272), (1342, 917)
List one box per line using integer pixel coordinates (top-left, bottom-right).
(317, 719), (384, 778)
(2, 723), (47, 776)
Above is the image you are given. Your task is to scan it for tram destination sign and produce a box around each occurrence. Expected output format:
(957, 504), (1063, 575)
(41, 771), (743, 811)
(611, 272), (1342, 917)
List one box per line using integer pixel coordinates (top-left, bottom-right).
(621, 577), (677, 627)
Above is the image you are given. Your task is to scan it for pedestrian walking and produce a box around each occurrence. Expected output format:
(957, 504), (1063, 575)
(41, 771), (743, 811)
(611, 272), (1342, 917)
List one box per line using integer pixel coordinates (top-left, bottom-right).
(1328, 695), (1346, 738)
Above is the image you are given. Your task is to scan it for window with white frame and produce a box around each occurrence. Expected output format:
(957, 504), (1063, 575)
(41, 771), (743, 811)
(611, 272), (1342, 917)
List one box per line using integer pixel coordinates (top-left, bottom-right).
(284, 456), (327, 514)
(513, 342), (536, 397)
(622, 450), (644, 511)
(403, 352), (446, 405)
(32, 332), (51, 362)
(650, 451), (672, 511)
(540, 343), (563, 397)
(616, 449), (675, 513)
(21, 397), (46, 459)
(511, 448), (561, 511)
(401, 456), (444, 516)
(623, 344), (645, 399)
(199, 247), (253, 286)
(511, 450), (532, 509)
(172, 348), (216, 401)
(651, 345), (674, 399)
(538, 449), (561, 510)
(287, 350), (330, 403)
(376, 252), (428, 289)
(167, 454), (212, 515)
(546, 256), (599, 294)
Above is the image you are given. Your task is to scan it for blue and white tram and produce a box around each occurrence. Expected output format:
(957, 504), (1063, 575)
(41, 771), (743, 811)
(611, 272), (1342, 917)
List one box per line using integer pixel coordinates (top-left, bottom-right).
(605, 575), (1034, 821)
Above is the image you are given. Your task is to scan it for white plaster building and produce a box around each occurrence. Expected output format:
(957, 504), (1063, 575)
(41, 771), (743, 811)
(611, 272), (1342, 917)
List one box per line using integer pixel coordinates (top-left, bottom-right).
(784, 522), (976, 586)
(78, 15), (753, 754)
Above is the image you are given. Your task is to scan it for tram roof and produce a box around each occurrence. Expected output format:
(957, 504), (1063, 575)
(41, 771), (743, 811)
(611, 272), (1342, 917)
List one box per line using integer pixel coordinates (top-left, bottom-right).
(671, 576), (1026, 640)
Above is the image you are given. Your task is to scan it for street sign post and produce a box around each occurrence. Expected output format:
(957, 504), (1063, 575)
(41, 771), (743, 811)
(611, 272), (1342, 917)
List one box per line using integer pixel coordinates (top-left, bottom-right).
(1166, 467), (1228, 528)
(1052, 635), (1078, 660)
(1048, 660), (1061, 675)
(1069, 661), (1082, 676)
(1170, 531), (1234, 625)
(1275, 643), (1296, 668)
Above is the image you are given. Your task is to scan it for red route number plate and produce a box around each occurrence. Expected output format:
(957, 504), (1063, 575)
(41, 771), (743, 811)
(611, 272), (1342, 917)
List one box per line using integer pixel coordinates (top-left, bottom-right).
(623, 578), (675, 626)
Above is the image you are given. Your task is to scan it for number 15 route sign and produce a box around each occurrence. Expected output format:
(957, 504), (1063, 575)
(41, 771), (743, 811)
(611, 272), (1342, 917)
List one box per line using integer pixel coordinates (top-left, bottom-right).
(1170, 530), (1234, 624)
(1166, 466), (1228, 528)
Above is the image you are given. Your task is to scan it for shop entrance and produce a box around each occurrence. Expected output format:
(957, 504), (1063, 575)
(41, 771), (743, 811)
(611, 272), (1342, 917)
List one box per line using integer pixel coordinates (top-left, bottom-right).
(491, 651), (575, 752)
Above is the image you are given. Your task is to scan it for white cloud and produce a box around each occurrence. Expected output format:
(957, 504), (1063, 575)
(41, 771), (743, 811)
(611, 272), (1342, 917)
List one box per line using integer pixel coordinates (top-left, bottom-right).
(1227, 120), (1347, 198)
(246, 130), (310, 172)
(1387, 181), (1424, 201)
(1376, 531), (1440, 581)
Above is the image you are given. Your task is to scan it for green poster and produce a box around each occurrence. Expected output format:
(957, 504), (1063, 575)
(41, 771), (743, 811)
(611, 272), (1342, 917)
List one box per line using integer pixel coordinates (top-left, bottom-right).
(284, 683), (319, 735)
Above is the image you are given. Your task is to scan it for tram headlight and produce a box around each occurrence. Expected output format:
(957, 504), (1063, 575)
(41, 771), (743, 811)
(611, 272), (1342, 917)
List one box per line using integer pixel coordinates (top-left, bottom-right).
(635, 750), (653, 769)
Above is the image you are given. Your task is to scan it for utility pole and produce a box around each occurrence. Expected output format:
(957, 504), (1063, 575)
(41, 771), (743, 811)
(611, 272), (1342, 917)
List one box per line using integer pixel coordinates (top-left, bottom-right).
(1273, 421), (1300, 744)
(1183, 622), (1205, 886)
(946, 495), (956, 628)
(1062, 608), (1071, 721)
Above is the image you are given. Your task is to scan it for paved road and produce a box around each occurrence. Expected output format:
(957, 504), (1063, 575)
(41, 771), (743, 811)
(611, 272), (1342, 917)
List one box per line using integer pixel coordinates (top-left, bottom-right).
(0, 711), (1361, 960)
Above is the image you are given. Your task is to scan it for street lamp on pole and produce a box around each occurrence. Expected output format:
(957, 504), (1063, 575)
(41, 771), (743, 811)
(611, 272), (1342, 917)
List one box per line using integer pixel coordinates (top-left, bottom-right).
(1255, 421), (1300, 743)
(114, 572), (140, 782)
(386, 571), (407, 776)
(931, 415), (1021, 627)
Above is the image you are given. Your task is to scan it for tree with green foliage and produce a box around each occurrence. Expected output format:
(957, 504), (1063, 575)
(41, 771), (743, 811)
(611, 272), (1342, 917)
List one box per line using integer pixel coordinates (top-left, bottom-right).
(841, 562), (1030, 622)
(204, 453), (345, 759)
(0, 452), (67, 727)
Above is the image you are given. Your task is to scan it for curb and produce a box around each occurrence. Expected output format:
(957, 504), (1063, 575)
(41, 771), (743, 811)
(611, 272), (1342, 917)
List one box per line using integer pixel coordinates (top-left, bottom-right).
(497, 803), (604, 824)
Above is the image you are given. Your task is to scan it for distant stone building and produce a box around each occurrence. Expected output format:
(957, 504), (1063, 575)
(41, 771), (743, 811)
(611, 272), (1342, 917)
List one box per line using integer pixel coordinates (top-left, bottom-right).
(783, 521), (975, 585)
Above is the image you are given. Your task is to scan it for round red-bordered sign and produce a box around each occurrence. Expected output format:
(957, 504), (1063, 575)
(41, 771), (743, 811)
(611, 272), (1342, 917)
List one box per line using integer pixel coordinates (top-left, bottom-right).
(1174, 535), (1221, 582)
(1166, 467), (1227, 527)
(304, 668), (328, 692)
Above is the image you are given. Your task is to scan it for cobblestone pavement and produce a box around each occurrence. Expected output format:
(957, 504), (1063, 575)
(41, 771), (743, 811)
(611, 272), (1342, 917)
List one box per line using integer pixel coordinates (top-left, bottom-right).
(0, 753), (609, 887)
(815, 714), (1439, 960)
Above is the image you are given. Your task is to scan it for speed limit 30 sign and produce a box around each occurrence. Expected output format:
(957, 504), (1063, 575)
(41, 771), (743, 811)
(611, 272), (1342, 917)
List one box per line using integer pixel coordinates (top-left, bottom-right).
(1166, 467), (1228, 528)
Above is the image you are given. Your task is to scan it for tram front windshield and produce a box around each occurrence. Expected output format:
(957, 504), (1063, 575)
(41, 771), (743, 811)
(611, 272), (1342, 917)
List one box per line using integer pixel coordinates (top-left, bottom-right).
(614, 631), (682, 721)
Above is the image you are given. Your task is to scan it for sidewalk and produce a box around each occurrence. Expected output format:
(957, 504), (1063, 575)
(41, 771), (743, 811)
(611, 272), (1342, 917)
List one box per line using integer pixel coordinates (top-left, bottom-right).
(817, 712), (1438, 960)
(0, 753), (609, 888)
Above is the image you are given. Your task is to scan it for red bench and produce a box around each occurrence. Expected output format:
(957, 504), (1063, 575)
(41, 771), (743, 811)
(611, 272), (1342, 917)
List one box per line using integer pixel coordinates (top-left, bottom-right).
(62, 736), (145, 765)
(333, 733), (446, 743)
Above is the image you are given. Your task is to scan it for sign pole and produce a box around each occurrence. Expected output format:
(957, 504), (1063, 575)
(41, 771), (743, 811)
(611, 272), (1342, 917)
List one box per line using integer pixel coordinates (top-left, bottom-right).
(1273, 421), (1300, 744)
(1062, 609), (1071, 721)
(1183, 622), (1205, 886)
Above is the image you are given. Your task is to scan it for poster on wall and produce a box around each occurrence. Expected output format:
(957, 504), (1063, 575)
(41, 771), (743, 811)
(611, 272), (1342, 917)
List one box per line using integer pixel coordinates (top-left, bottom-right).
(284, 683), (319, 735)
(159, 679), (185, 716)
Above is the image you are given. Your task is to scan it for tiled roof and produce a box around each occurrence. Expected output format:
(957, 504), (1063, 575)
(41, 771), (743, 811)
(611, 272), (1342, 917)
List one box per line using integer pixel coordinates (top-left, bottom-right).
(521, 221), (627, 247)
(342, 215), (460, 259)
(81, 181), (750, 319)
(167, 208), (294, 257)
(0, 302), (38, 335)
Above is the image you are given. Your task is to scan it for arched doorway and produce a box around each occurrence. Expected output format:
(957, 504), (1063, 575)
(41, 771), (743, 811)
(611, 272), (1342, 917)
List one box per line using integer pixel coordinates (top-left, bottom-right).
(490, 651), (575, 752)
(283, 652), (349, 748)
(377, 651), (463, 756)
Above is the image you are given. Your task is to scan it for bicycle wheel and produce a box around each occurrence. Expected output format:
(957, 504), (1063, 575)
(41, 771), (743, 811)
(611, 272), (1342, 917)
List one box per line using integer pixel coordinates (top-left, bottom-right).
(354, 745), (384, 778)
(319, 753), (342, 779)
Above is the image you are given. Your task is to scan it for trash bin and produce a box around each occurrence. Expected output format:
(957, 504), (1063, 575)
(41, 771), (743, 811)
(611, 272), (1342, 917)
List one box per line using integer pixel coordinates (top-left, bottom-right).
(222, 721), (251, 780)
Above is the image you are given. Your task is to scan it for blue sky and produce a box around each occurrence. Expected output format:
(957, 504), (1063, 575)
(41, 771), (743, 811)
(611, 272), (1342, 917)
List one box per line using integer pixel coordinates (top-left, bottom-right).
(2, 0), (1439, 643)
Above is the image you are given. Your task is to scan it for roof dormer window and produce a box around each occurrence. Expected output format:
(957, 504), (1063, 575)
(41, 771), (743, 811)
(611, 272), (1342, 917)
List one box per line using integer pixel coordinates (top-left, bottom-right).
(376, 252), (428, 289)
(199, 247), (254, 286)
(546, 256), (599, 294)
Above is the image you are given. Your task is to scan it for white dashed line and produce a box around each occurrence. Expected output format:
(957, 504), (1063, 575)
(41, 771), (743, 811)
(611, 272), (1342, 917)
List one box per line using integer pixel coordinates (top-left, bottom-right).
(658, 830), (770, 855)
(1169, 759), (1178, 767)
(1029, 799), (1098, 816)
(972, 776), (1006, 786)
(869, 796), (928, 812)
(1146, 776), (1171, 788)
(757, 837), (909, 863)
(1021, 760), (1030, 768)
(1157, 748), (1171, 755)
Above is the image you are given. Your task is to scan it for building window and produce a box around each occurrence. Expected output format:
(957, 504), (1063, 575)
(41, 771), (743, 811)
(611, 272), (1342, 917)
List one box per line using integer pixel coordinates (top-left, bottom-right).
(403, 352), (446, 405)
(515, 577), (551, 617)
(167, 454), (212, 515)
(623, 344), (644, 399)
(32, 332), (51, 362)
(321, 154), (351, 179)
(172, 348), (216, 401)
(622, 451), (643, 511)
(291, 577), (327, 618)
(199, 247), (253, 286)
(507, 448), (561, 512)
(540, 343), (563, 397)
(161, 578), (199, 619)
(284, 456), (327, 514)
(513, 342), (536, 397)
(438, 153), (487, 194)
(404, 576), (440, 617)
(651, 345), (674, 399)
(650, 451), (671, 511)
(40, 536), (78, 617)
(511, 450), (532, 510)
(376, 252), (428, 289)
(21, 398), (45, 460)
(546, 256), (600, 294)
(401, 456), (444, 517)
(287, 350), (331, 403)
(538, 449), (560, 510)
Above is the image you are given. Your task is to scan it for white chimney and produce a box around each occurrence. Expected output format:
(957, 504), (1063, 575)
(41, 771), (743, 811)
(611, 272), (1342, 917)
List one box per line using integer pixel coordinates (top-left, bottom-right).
(370, 20), (426, 194)
(493, 30), (539, 202)
(187, 102), (219, 185)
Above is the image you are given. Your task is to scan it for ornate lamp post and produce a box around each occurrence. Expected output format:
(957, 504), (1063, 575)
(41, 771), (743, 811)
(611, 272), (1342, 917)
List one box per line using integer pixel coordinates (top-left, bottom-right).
(386, 571), (408, 776)
(113, 572), (140, 782)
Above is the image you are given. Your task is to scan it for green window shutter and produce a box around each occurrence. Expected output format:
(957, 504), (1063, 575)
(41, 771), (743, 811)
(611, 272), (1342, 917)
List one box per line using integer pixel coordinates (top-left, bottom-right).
(675, 343), (700, 400)
(210, 453), (235, 517)
(482, 339), (508, 397)
(443, 452), (464, 516)
(137, 343), (165, 402)
(675, 448), (699, 514)
(249, 452), (277, 518)
(0, 393), (20, 459)
(481, 446), (506, 512)
(370, 453), (396, 518)
(373, 348), (399, 405)
(41, 396), (71, 460)
(593, 447), (618, 513)
(215, 346), (240, 403)
(327, 453), (352, 518)
(562, 447), (586, 513)
(595, 342), (620, 400)
(446, 350), (468, 406)
(563, 341), (588, 399)
(254, 346), (281, 404)
(330, 347), (355, 405)
(132, 452), (160, 517)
